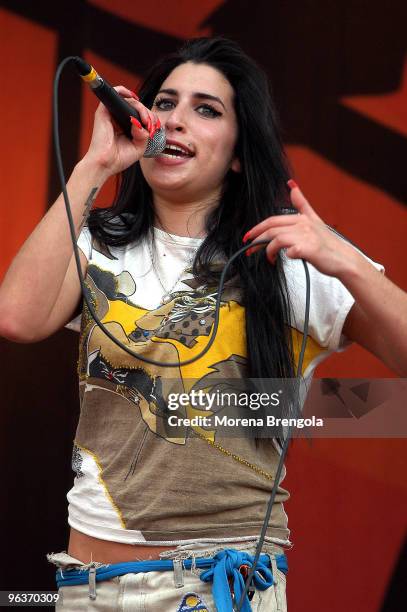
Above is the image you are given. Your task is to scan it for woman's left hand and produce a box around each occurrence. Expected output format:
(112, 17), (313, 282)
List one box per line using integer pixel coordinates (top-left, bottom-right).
(244, 180), (359, 279)
(244, 180), (407, 376)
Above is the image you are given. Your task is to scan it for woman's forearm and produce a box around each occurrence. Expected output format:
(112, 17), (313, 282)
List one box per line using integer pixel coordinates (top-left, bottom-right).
(0, 158), (109, 336)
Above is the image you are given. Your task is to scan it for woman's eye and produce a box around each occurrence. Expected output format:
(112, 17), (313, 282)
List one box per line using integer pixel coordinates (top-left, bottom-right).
(153, 98), (174, 110)
(152, 98), (222, 118)
(197, 104), (222, 118)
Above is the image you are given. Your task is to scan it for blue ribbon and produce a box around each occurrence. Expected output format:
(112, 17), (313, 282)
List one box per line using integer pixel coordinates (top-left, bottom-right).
(200, 549), (281, 612)
(56, 548), (287, 611)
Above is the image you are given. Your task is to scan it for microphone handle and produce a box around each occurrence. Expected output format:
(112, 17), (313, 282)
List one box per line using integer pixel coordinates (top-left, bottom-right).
(91, 77), (141, 139)
(72, 57), (165, 156)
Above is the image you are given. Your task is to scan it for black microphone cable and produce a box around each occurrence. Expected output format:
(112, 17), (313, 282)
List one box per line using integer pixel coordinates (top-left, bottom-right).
(54, 57), (311, 369)
(54, 57), (311, 608)
(236, 261), (310, 611)
(54, 58), (263, 367)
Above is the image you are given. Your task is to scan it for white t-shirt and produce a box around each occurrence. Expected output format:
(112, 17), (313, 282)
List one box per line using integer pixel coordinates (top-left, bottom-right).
(65, 225), (383, 546)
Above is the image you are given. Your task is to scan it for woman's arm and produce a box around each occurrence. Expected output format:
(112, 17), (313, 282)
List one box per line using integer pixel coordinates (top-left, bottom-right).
(0, 160), (107, 342)
(244, 181), (407, 376)
(0, 86), (156, 343)
(339, 259), (407, 376)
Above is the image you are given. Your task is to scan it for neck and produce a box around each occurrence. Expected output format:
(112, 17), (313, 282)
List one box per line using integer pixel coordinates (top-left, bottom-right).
(152, 191), (220, 238)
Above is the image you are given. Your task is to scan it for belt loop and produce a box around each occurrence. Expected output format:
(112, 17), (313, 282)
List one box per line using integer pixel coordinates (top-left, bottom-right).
(269, 555), (283, 612)
(88, 566), (97, 600)
(173, 558), (184, 588)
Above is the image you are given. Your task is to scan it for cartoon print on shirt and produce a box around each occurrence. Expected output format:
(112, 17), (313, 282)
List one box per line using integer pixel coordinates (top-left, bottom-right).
(78, 264), (246, 447)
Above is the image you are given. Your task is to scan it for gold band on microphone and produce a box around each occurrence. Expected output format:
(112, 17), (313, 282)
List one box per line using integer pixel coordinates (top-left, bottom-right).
(80, 66), (98, 83)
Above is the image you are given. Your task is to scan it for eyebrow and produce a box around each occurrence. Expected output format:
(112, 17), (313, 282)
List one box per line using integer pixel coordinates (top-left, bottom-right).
(156, 88), (227, 111)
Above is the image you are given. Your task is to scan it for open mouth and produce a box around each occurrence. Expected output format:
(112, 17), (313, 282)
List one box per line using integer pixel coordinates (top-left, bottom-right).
(160, 144), (194, 159)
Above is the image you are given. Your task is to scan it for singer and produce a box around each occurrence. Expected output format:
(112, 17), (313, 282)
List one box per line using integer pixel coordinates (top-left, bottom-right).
(0, 38), (406, 611)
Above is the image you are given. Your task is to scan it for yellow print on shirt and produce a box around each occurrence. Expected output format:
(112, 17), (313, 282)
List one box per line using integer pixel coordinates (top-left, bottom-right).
(79, 265), (247, 444)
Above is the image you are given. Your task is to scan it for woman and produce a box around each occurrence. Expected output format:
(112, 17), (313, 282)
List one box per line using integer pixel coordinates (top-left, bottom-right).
(0, 37), (406, 611)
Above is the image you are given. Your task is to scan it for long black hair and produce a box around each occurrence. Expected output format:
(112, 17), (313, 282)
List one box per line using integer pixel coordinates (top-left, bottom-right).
(88, 37), (296, 380)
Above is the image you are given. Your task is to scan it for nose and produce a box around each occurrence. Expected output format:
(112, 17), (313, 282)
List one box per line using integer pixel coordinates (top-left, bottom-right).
(163, 107), (187, 133)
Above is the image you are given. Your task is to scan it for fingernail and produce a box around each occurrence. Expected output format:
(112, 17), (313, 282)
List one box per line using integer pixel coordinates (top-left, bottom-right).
(242, 231), (252, 244)
(130, 91), (139, 100)
(130, 116), (142, 129)
(147, 118), (155, 138)
(287, 179), (298, 190)
(152, 118), (161, 136)
(245, 247), (253, 257)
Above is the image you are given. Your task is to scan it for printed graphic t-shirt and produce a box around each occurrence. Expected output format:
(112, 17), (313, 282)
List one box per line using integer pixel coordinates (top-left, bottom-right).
(66, 226), (383, 546)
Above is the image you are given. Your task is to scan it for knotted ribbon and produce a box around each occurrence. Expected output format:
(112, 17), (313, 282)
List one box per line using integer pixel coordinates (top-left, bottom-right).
(200, 548), (280, 612)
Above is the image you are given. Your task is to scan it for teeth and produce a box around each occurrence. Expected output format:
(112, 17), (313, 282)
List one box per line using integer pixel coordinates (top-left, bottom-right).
(161, 153), (186, 158)
(168, 144), (187, 153)
(164, 144), (192, 156)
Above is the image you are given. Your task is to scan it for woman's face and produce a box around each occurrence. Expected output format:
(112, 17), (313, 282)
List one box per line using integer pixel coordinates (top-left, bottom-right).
(140, 62), (240, 204)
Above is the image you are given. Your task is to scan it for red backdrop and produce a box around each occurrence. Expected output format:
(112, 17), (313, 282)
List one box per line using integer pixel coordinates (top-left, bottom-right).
(1, 1), (406, 610)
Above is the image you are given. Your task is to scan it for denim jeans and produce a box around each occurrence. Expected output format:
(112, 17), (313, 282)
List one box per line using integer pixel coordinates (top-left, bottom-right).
(47, 542), (287, 611)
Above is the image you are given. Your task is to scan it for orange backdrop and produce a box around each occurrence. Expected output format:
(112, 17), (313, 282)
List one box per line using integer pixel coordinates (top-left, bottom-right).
(0, 1), (406, 610)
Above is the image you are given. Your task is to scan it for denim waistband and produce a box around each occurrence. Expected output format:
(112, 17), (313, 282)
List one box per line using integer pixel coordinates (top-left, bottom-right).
(56, 548), (288, 612)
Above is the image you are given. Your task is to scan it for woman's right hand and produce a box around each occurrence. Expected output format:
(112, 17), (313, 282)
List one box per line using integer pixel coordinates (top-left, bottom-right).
(83, 85), (159, 178)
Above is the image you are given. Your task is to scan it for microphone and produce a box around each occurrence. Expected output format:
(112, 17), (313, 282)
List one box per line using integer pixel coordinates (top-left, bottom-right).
(72, 57), (166, 158)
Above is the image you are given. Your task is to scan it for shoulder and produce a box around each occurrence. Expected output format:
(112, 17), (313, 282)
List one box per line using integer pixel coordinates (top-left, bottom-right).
(282, 251), (383, 351)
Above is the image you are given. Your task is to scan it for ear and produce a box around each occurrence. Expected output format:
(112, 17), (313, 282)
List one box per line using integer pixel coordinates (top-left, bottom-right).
(230, 156), (241, 173)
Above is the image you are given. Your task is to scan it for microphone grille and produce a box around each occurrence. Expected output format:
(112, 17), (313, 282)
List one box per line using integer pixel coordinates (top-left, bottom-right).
(143, 127), (166, 158)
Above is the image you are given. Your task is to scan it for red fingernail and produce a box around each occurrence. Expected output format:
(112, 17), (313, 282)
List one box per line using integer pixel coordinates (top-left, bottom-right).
(130, 91), (139, 100)
(245, 247), (253, 257)
(147, 118), (155, 138)
(287, 179), (298, 190)
(130, 116), (142, 129)
(152, 118), (161, 136)
(242, 231), (252, 244)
